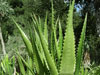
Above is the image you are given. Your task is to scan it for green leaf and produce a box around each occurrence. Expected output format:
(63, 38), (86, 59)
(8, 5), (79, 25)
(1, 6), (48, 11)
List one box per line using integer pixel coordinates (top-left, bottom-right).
(29, 28), (45, 75)
(58, 20), (63, 58)
(26, 57), (33, 75)
(50, 0), (55, 59)
(1, 62), (6, 73)
(75, 14), (87, 75)
(17, 55), (26, 75)
(44, 12), (48, 42)
(54, 22), (60, 60)
(32, 15), (58, 74)
(35, 28), (49, 67)
(12, 19), (33, 57)
(13, 19), (44, 75)
(60, 0), (75, 75)
(50, 31), (55, 59)
(51, 0), (54, 30)
(0, 55), (14, 75)
(37, 25), (58, 75)
(16, 52), (35, 75)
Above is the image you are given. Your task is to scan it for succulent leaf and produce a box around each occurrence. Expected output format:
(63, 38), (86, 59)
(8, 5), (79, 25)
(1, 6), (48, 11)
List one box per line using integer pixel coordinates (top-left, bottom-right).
(75, 14), (87, 75)
(60, 0), (76, 75)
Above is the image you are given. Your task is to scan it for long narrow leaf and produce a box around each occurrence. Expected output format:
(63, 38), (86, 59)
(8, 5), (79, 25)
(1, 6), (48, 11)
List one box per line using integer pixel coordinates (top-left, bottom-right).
(44, 12), (48, 42)
(12, 19), (33, 57)
(50, 0), (55, 59)
(16, 52), (35, 75)
(37, 25), (58, 75)
(17, 55), (26, 75)
(75, 14), (87, 75)
(58, 20), (63, 59)
(29, 28), (44, 75)
(13, 19), (44, 75)
(32, 16), (57, 74)
(54, 24), (60, 60)
(60, 0), (75, 75)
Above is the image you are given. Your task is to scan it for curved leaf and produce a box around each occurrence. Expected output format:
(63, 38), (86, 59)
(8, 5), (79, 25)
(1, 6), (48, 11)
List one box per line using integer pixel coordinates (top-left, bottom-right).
(12, 19), (33, 57)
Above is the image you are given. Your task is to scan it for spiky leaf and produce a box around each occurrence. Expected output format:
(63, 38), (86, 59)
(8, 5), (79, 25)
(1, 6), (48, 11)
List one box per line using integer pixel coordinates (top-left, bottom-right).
(58, 20), (63, 57)
(60, 0), (75, 75)
(44, 12), (48, 42)
(37, 25), (58, 75)
(75, 14), (87, 75)
(13, 19), (44, 75)
(16, 52), (35, 75)
(12, 19), (33, 57)
(17, 55), (26, 75)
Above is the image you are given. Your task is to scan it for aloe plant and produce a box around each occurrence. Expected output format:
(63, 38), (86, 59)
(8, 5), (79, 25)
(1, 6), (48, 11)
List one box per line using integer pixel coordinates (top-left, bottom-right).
(12, 0), (88, 75)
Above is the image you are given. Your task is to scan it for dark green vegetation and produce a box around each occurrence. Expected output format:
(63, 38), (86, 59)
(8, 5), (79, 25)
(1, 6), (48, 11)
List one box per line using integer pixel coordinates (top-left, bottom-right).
(0, 0), (100, 75)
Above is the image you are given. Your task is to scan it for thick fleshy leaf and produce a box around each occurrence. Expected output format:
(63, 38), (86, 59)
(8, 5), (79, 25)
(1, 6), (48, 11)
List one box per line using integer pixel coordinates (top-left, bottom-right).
(44, 12), (48, 42)
(29, 28), (44, 75)
(17, 55), (26, 75)
(31, 12), (57, 74)
(75, 14), (87, 75)
(60, 0), (76, 75)
(16, 52), (35, 75)
(50, 0), (55, 59)
(58, 20), (63, 58)
(37, 25), (58, 75)
(26, 57), (33, 75)
(12, 19), (33, 57)
(34, 29), (48, 67)
(54, 23), (60, 60)
(13, 19), (44, 75)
